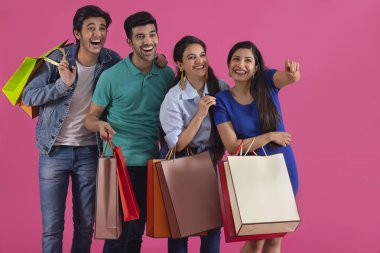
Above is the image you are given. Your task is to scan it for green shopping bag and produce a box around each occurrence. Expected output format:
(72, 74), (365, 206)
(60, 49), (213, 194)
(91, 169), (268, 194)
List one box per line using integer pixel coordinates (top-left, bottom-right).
(2, 40), (69, 110)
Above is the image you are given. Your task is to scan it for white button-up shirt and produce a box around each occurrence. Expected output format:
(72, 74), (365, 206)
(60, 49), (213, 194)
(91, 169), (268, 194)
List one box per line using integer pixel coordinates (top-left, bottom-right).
(159, 78), (229, 152)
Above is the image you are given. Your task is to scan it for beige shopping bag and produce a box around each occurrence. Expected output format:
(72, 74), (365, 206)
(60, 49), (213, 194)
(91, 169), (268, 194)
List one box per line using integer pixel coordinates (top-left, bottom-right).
(225, 144), (300, 236)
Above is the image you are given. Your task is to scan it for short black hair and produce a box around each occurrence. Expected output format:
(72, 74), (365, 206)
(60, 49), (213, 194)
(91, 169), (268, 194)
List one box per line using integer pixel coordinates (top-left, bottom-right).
(124, 11), (157, 39)
(73, 5), (112, 43)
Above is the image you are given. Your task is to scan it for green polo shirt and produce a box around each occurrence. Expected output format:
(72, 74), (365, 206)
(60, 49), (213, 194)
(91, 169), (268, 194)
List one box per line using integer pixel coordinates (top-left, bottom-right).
(93, 55), (174, 165)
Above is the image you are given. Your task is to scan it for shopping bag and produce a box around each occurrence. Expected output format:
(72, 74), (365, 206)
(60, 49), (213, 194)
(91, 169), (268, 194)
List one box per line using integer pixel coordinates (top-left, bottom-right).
(94, 141), (122, 239)
(224, 140), (300, 237)
(146, 158), (208, 238)
(111, 141), (140, 222)
(146, 159), (171, 238)
(2, 40), (69, 118)
(19, 101), (40, 118)
(156, 150), (222, 238)
(217, 161), (285, 242)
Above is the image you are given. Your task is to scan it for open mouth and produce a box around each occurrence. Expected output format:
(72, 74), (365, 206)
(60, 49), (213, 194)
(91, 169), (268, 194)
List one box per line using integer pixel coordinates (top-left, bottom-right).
(142, 46), (154, 54)
(194, 65), (206, 70)
(90, 39), (101, 47)
(233, 69), (247, 75)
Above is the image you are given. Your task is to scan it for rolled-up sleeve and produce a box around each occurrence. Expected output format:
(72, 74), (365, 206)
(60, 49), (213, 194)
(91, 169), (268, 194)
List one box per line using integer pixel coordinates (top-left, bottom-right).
(159, 92), (184, 148)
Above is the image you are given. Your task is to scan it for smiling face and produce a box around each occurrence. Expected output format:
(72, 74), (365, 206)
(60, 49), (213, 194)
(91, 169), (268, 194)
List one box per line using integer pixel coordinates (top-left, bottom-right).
(228, 48), (257, 83)
(74, 17), (107, 57)
(127, 24), (158, 63)
(177, 43), (208, 80)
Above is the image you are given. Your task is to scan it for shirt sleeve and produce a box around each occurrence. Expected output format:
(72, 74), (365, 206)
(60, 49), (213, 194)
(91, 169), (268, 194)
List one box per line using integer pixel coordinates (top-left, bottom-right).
(159, 90), (184, 148)
(92, 72), (112, 108)
(213, 92), (231, 125)
(265, 69), (279, 94)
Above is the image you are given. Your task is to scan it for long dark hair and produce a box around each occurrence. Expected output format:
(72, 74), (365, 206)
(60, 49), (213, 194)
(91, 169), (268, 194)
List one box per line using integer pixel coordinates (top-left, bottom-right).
(168, 35), (225, 161)
(227, 41), (280, 145)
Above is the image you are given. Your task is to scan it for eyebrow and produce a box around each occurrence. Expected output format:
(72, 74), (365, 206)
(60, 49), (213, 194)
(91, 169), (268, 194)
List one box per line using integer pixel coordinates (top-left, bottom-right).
(86, 23), (106, 27)
(186, 51), (205, 57)
(233, 55), (254, 59)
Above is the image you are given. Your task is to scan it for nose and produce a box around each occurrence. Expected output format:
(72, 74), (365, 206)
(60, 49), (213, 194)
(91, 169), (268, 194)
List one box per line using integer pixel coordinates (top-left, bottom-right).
(237, 59), (245, 68)
(143, 35), (153, 45)
(93, 28), (101, 37)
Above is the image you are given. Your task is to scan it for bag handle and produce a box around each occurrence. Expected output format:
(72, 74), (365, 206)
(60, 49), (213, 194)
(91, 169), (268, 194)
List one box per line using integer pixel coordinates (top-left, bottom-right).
(43, 47), (67, 67)
(101, 132), (116, 157)
(164, 146), (194, 160)
(235, 138), (268, 157)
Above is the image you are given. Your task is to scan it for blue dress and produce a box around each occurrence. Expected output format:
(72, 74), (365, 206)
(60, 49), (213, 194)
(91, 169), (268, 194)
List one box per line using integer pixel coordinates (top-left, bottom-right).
(213, 69), (298, 195)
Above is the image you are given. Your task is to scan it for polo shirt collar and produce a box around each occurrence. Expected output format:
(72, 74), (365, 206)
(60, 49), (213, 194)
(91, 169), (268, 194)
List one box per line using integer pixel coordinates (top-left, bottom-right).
(125, 53), (159, 76)
(181, 78), (209, 100)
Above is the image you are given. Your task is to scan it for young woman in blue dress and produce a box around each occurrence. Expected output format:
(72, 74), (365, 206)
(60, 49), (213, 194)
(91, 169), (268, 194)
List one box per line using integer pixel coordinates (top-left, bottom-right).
(214, 41), (300, 253)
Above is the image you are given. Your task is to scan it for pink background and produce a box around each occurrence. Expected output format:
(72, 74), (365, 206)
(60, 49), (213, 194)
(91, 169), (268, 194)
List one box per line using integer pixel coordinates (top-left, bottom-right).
(1, 0), (379, 252)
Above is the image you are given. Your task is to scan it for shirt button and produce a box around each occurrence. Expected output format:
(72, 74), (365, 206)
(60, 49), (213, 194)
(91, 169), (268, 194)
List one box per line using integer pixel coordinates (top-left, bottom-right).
(51, 136), (55, 139)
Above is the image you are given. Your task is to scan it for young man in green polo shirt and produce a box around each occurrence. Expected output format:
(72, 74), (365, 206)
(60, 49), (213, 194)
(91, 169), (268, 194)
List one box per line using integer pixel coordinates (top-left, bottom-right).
(85, 11), (174, 253)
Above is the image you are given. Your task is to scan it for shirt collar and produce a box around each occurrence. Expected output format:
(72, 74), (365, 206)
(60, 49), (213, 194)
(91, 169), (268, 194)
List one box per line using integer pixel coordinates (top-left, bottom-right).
(66, 44), (112, 67)
(181, 78), (209, 100)
(125, 53), (159, 76)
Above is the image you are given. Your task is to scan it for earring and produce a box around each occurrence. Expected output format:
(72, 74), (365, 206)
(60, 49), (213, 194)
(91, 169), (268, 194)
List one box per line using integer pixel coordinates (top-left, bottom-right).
(180, 68), (185, 90)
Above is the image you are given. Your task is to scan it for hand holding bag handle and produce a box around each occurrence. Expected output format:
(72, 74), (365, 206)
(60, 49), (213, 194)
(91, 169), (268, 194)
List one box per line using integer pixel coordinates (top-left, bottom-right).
(235, 138), (268, 157)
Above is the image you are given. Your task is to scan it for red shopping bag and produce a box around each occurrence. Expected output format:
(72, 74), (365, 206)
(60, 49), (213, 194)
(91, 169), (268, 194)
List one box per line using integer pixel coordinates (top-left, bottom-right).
(110, 140), (140, 222)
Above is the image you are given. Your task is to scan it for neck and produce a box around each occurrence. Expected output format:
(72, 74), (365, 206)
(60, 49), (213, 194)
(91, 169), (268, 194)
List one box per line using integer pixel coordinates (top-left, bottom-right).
(76, 47), (99, 66)
(187, 75), (206, 96)
(131, 53), (153, 74)
(232, 80), (251, 95)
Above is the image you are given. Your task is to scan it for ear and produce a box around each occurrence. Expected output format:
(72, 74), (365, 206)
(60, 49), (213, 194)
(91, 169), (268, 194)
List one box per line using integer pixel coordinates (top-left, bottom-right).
(74, 30), (81, 41)
(127, 38), (132, 48)
(176, 61), (183, 71)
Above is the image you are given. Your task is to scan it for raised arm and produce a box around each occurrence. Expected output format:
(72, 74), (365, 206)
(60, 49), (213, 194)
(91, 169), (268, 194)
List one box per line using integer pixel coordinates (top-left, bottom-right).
(85, 103), (115, 140)
(217, 122), (292, 155)
(160, 90), (216, 152)
(273, 59), (300, 89)
(22, 53), (76, 106)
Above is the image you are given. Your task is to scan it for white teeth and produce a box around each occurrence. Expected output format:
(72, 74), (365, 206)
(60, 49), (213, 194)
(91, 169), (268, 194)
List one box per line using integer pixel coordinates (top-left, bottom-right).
(91, 39), (100, 43)
(234, 69), (246, 75)
(142, 46), (153, 51)
(194, 65), (204, 69)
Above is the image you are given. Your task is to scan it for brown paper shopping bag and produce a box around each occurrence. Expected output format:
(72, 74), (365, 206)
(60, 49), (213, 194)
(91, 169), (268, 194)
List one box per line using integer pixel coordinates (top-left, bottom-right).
(156, 150), (222, 238)
(94, 139), (122, 239)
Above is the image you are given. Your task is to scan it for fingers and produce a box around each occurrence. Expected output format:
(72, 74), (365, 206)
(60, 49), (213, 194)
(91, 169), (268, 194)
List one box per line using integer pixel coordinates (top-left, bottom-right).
(99, 123), (116, 140)
(282, 132), (292, 146)
(286, 59), (300, 76)
(200, 96), (216, 108)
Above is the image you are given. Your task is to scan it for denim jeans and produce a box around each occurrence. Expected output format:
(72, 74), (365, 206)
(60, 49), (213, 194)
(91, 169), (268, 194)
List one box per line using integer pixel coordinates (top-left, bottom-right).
(168, 228), (221, 253)
(103, 166), (147, 253)
(39, 145), (98, 253)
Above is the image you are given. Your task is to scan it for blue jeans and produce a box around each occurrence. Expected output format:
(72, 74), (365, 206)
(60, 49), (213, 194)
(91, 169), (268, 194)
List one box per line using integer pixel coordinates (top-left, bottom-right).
(168, 228), (221, 253)
(39, 145), (98, 253)
(103, 166), (147, 253)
